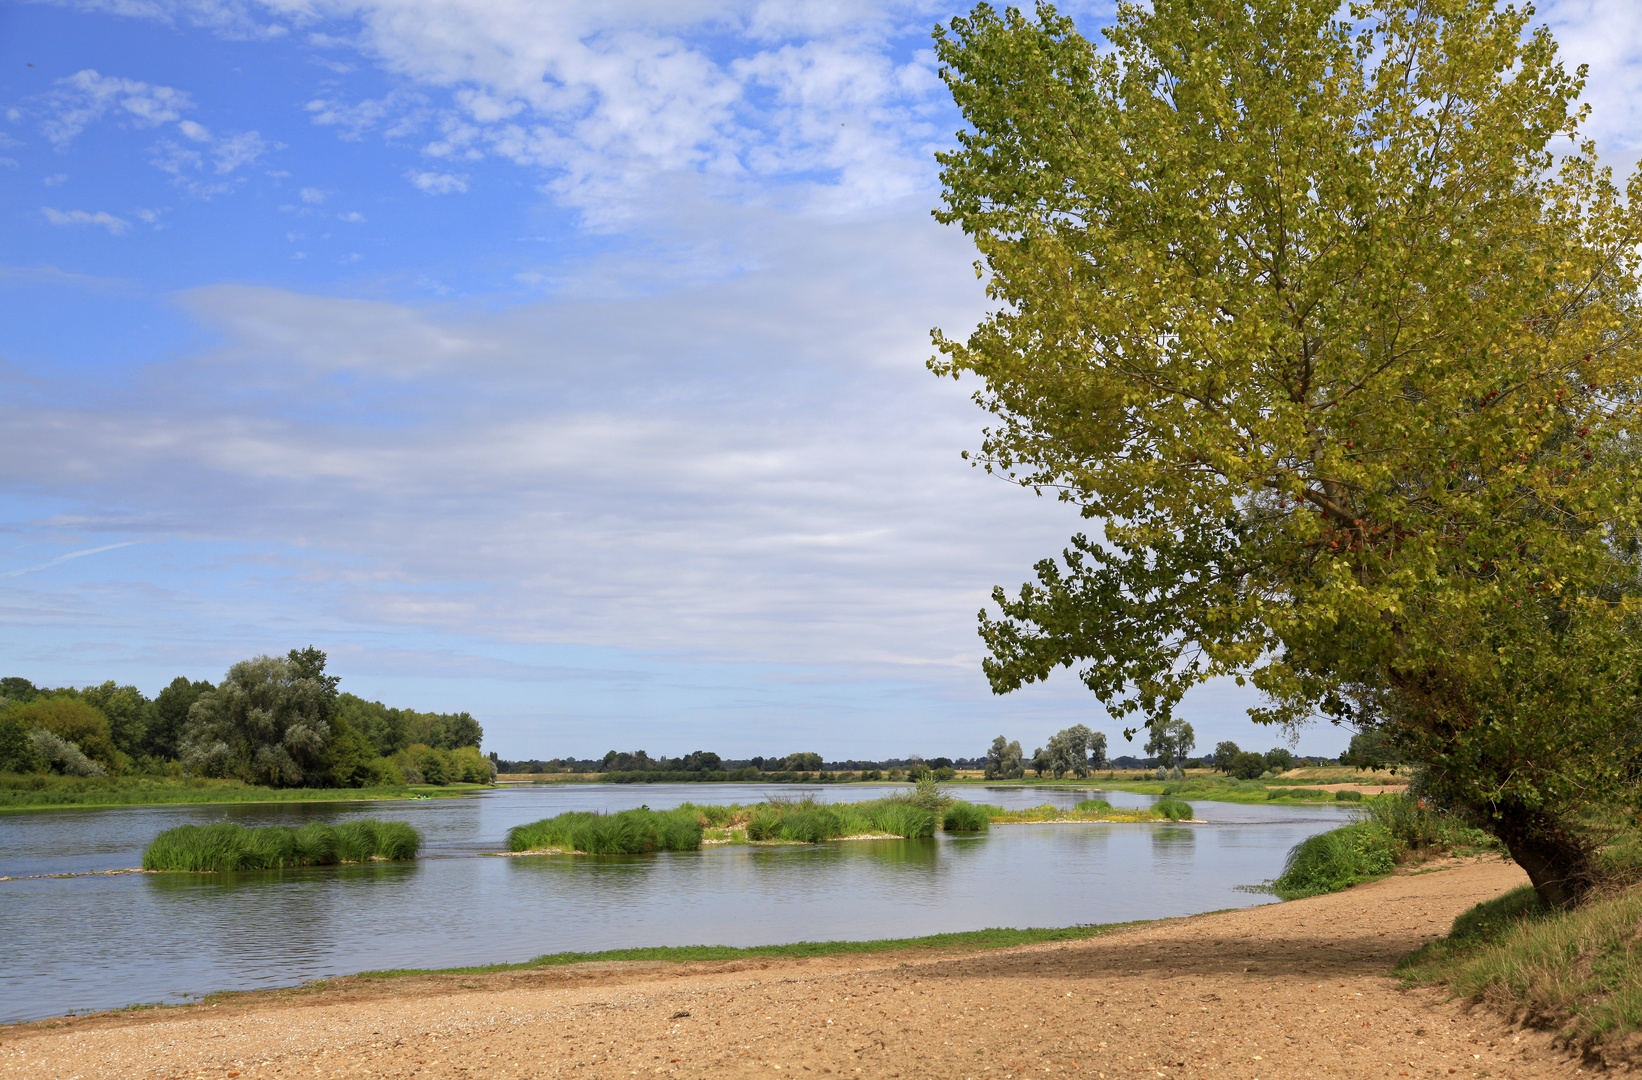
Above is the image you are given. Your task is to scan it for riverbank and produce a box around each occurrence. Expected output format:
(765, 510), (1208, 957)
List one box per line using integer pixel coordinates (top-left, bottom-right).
(0, 858), (1587, 1079)
(0, 775), (489, 812)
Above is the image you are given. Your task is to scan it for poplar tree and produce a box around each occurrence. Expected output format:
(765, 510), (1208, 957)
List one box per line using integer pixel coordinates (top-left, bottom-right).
(932, 0), (1642, 906)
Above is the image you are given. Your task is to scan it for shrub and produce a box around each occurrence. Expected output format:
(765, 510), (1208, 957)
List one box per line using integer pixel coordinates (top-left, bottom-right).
(1075, 798), (1111, 813)
(1269, 821), (1394, 899)
(4, 697), (118, 773)
(1154, 798), (1193, 821)
(1268, 787), (1329, 800)
(942, 801), (990, 832)
(142, 819), (422, 871)
(1227, 751), (1267, 780)
(27, 727), (106, 777)
(865, 802), (937, 838)
(1334, 789), (1364, 801)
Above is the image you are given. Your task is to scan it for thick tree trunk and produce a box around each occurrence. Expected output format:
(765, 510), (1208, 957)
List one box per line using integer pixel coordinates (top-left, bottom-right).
(1488, 801), (1597, 910)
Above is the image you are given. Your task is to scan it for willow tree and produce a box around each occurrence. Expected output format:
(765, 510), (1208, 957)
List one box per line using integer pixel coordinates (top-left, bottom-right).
(931, 0), (1642, 907)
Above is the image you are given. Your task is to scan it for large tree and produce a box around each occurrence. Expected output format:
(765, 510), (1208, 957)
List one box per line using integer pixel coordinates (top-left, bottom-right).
(181, 648), (347, 787)
(933, 0), (1642, 907)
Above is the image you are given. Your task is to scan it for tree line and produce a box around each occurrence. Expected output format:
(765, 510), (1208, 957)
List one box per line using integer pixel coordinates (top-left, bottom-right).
(0, 647), (490, 788)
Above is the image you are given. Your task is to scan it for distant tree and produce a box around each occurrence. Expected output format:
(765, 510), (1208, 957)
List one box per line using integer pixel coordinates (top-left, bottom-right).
(786, 751), (823, 771)
(1143, 718), (1195, 766)
(147, 677), (214, 761)
(180, 649), (343, 787)
(984, 735), (1025, 779)
(1228, 751), (1268, 780)
(0, 677), (40, 704)
(1264, 747), (1295, 773)
(1045, 724), (1097, 777)
(75, 681), (150, 760)
(1212, 741), (1241, 772)
(1030, 746), (1050, 777)
(3, 697), (119, 773)
(1347, 728), (1401, 769)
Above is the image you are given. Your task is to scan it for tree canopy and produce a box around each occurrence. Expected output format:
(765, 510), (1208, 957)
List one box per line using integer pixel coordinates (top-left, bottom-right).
(933, 0), (1642, 906)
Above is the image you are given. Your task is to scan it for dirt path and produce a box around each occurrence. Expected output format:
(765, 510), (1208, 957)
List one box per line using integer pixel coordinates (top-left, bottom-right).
(1, 859), (1581, 1079)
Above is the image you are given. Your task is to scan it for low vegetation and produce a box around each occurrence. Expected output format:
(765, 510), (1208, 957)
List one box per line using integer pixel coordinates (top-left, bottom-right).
(1397, 884), (1642, 1061)
(142, 819), (422, 871)
(1267, 794), (1501, 899)
(0, 772), (479, 810)
(506, 807), (704, 854)
(986, 798), (1194, 824)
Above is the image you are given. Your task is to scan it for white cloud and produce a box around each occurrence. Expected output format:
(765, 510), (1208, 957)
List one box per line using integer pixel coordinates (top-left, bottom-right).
(337, 210), (366, 222)
(38, 69), (196, 146)
(405, 169), (468, 194)
(211, 129), (271, 172)
(43, 173), (69, 186)
(299, 185), (327, 203)
(176, 119), (213, 141)
(40, 206), (131, 234)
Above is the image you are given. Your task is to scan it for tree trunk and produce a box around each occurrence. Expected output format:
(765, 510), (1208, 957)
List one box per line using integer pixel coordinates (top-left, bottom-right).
(1488, 800), (1597, 910)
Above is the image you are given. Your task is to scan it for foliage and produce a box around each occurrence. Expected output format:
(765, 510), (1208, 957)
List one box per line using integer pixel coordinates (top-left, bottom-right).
(392, 743), (493, 786)
(1, 697), (120, 773)
(1270, 822), (1396, 899)
(142, 819), (421, 871)
(943, 801), (991, 831)
(1212, 741), (1241, 772)
(1075, 798), (1111, 813)
(1226, 752), (1268, 781)
(0, 773), (471, 809)
(984, 735), (1025, 779)
(1143, 718), (1195, 767)
(335, 693), (484, 758)
(180, 648), (345, 787)
(1044, 724), (1103, 777)
(1397, 883), (1642, 1060)
(26, 727), (106, 777)
(1153, 798), (1193, 821)
(147, 677), (213, 761)
(1335, 789), (1363, 801)
(933, 0), (1642, 909)
(507, 807), (704, 854)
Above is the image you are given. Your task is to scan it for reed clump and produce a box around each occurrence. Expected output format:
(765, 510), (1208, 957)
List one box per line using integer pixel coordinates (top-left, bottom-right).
(142, 819), (421, 871)
(507, 806), (703, 853)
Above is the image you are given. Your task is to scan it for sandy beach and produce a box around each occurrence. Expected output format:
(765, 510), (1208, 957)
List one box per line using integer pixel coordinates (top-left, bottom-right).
(2, 858), (1581, 1079)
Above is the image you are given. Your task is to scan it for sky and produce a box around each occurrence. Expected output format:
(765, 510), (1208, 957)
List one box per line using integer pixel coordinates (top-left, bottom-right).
(2, 0), (1640, 762)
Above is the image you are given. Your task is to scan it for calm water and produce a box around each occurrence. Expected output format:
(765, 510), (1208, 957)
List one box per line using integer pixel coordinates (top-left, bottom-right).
(0, 784), (1354, 1024)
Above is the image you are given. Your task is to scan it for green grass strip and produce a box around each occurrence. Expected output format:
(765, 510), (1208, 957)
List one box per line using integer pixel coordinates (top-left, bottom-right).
(346, 923), (1142, 981)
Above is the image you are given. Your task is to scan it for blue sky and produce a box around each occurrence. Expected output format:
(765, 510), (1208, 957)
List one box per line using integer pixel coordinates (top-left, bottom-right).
(3, 0), (1639, 761)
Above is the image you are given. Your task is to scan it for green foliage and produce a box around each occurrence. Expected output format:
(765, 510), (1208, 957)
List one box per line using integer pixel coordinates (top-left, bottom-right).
(934, 0), (1642, 909)
(1074, 798), (1111, 813)
(1334, 789), (1363, 801)
(1397, 883), (1642, 1057)
(1154, 798), (1193, 821)
(507, 807), (704, 854)
(1270, 822), (1396, 899)
(147, 677), (212, 761)
(180, 651), (339, 787)
(942, 801), (991, 831)
(984, 735), (1025, 779)
(334, 693), (484, 758)
(2, 697), (119, 773)
(1227, 752), (1267, 781)
(1212, 741), (1241, 771)
(142, 819), (421, 871)
(1268, 787), (1330, 801)
(0, 773), (466, 809)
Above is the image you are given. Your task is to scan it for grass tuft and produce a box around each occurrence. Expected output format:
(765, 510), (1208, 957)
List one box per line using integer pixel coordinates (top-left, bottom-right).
(507, 807), (704, 853)
(142, 819), (422, 871)
(1268, 821), (1395, 899)
(941, 801), (991, 832)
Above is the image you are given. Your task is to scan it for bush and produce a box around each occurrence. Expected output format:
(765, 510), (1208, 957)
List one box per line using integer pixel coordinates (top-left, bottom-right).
(1269, 821), (1394, 899)
(1154, 798), (1193, 821)
(942, 801), (990, 832)
(3, 697), (118, 773)
(508, 807), (703, 854)
(1267, 787), (1329, 800)
(1075, 798), (1111, 813)
(142, 819), (422, 871)
(1334, 788), (1363, 801)
(1227, 751), (1268, 780)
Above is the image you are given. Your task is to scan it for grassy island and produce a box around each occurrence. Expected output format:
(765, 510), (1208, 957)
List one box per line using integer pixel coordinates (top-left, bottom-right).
(142, 819), (422, 871)
(505, 790), (1199, 855)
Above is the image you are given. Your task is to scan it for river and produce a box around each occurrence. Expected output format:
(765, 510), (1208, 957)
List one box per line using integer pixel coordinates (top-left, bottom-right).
(0, 783), (1354, 1024)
